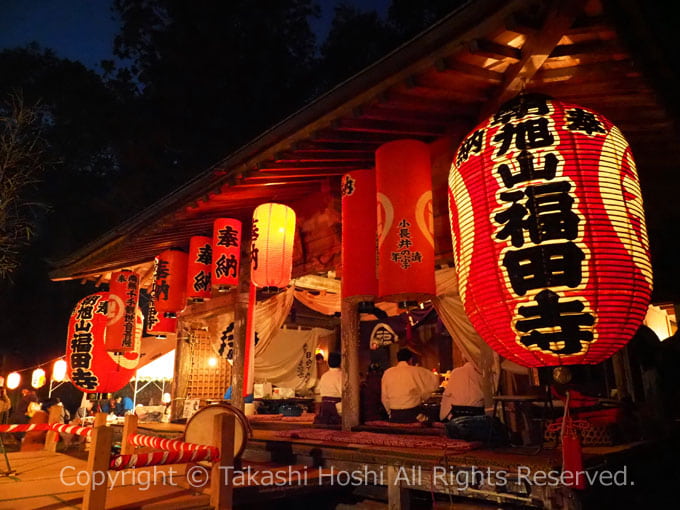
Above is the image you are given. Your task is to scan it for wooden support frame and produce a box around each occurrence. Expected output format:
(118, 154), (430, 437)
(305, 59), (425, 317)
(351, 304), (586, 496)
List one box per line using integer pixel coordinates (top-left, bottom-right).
(211, 413), (235, 510)
(82, 423), (113, 510)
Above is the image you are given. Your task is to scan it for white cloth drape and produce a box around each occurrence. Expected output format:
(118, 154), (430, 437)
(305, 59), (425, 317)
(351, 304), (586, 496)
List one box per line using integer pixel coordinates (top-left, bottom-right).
(432, 266), (499, 407)
(210, 287), (295, 361)
(293, 288), (400, 317)
(254, 327), (333, 390)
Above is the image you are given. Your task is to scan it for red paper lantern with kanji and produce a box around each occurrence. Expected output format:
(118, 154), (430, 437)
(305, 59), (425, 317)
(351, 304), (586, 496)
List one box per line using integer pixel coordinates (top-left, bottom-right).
(106, 269), (140, 352)
(212, 218), (242, 291)
(251, 203), (296, 291)
(448, 94), (652, 367)
(66, 292), (143, 393)
(341, 169), (378, 301)
(376, 139), (435, 304)
(153, 249), (188, 318)
(187, 235), (212, 302)
(146, 298), (178, 338)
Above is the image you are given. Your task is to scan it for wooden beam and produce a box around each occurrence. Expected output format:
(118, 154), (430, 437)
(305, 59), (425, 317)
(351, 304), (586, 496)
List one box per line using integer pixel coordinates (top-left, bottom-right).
(483, 0), (588, 118)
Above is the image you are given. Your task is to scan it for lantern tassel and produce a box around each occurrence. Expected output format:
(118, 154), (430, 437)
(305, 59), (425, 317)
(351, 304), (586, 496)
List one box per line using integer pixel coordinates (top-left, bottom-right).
(561, 390), (586, 490)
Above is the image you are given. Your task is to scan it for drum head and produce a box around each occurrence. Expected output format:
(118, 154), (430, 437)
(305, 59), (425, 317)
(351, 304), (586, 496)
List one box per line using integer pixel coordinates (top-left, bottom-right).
(184, 403), (251, 459)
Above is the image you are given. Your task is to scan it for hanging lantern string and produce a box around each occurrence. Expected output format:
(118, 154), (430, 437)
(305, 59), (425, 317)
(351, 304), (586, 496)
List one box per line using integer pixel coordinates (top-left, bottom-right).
(4, 355), (66, 375)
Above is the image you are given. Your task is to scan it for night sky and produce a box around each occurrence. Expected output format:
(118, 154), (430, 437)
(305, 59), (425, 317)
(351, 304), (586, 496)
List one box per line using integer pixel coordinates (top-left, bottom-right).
(0, 0), (392, 72)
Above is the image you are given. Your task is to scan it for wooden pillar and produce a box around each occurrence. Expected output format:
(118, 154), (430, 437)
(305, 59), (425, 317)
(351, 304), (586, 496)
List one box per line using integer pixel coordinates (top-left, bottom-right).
(211, 413), (235, 510)
(43, 404), (62, 452)
(82, 424), (113, 510)
(341, 299), (360, 431)
(230, 225), (252, 412)
(120, 414), (138, 455)
(387, 465), (411, 510)
(171, 326), (190, 421)
(93, 412), (108, 428)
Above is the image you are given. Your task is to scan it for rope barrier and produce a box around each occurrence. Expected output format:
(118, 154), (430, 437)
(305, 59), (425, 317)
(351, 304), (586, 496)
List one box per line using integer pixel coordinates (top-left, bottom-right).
(0, 422), (93, 436)
(50, 423), (93, 437)
(127, 433), (218, 458)
(109, 447), (218, 471)
(0, 423), (51, 433)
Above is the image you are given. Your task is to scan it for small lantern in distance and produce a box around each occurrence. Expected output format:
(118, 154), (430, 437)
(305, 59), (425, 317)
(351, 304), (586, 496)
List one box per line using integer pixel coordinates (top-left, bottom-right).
(251, 203), (296, 293)
(31, 368), (46, 389)
(187, 235), (212, 302)
(6, 372), (20, 389)
(212, 218), (242, 292)
(52, 359), (67, 382)
(153, 249), (188, 318)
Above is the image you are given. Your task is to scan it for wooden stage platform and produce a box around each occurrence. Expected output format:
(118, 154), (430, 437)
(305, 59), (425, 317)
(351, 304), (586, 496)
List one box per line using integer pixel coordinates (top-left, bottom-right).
(0, 421), (672, 510)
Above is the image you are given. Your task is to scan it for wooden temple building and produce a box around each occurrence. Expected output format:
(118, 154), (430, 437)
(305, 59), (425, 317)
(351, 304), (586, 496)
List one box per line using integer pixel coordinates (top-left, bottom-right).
(44, 0), (680, 507)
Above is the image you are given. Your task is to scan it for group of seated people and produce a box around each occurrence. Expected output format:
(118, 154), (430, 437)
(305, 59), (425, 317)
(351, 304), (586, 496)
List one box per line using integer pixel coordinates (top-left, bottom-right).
(314, 348), (485, 425)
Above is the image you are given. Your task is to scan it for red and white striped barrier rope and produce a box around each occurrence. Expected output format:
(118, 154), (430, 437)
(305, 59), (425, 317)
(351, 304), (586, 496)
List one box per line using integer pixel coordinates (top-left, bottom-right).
(0, 422), (93, 437)
(109, 447), (218, 471)
(0, 423), (51, 433)
(50, 423), (93, 437)
(127, 433), (218, 458)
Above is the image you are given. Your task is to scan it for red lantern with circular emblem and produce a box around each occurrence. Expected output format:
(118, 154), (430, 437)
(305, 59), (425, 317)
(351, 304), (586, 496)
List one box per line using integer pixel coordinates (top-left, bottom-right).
(448, 94), (653, 367)
(153, 249), (188, 318)
(341, 169), (378, 302)
(106, 269), (140, 352)
(187, 235), (212, 302)
(376, 139), (435, 305)
(251, 203), (296, 291)
(66, 292), (143, 393)
(212, 218), (242, 291)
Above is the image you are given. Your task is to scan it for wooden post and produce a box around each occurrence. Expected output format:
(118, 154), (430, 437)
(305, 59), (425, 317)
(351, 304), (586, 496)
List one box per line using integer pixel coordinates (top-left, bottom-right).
(231, 227), (252, 412)
(210, 413), (235, 510)
(387, 465), (410, 510)
(120, 414), (138, 455)
(341, 298), (360, 431)
(93, 412), (108, 428)
(82, 424), (113, 510)
(44, 404), (63, 452)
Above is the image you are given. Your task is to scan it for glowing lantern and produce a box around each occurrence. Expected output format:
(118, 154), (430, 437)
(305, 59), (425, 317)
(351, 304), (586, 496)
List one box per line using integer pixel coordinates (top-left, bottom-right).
(31, 368), (46, 389)
(6, 372), (20, 389)
(212, 218), (242, 291)
(153, 249), (188, 318)
(146, 298), (178, 338)
(52, 359), (67, 382)
(376, 139), (435, 305)
(66, 292), (143, 393)
(106, 269), (140, 352)
(187, 235), (212, 302)
(251, 203), (296, 291)
(341, 169), (378, 302)
(448, 94), (652, 367)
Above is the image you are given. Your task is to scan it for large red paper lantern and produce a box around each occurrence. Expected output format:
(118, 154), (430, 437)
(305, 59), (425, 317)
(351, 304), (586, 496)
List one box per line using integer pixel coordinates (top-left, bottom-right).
(341, 169), (378, 302)
(153, 249), (188, 318)
(448, 94), (652, 367)
(251, 203), (296, 291)
(106, 269), (140, 352)
(66, 293), (143, 393)
(187, 235), (212, 302)
(212, 218), (242, 291)
(376, 139), (435, 305)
